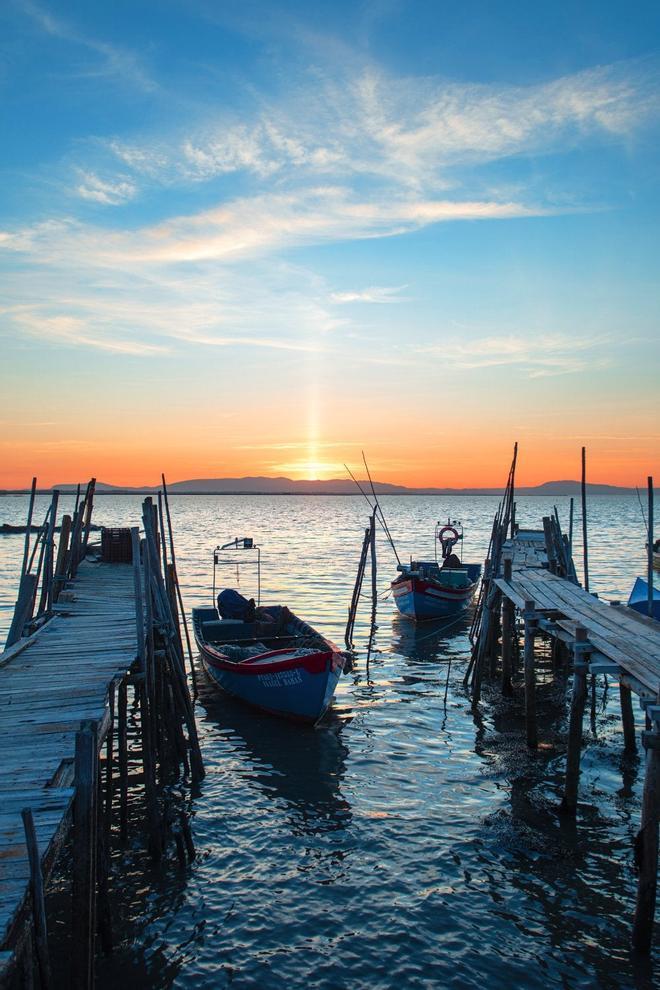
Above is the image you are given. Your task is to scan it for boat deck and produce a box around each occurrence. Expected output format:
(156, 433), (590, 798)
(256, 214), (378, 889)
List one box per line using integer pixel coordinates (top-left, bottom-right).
(0, 560), (138, 954)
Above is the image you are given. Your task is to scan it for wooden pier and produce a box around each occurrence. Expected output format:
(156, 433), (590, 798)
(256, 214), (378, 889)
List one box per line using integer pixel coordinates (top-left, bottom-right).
(468, 454), (659, 953)
(0, 482), (203, 988)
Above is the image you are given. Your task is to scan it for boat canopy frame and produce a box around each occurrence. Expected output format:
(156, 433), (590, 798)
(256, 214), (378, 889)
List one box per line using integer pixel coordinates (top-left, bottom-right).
(212, 537), (261, 607)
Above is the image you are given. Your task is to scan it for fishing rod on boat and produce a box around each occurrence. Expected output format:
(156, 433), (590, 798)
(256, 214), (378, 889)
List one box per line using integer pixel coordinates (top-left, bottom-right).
(361, 451), (402, 567)
(344, 462), (401, 566)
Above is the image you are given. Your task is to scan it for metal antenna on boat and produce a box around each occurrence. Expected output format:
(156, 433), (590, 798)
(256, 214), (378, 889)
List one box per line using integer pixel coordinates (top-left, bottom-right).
(361, 452), (401, 567)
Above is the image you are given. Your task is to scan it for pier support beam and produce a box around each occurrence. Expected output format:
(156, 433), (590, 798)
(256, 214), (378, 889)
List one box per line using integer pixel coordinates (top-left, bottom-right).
(71, 723), (98, 990)
(501, 559), (514, 697)
(560, 626), (590, 816)
(523, 600), (538, 749)
(632, 736), (659, 953)
(619, 682), (637, 754)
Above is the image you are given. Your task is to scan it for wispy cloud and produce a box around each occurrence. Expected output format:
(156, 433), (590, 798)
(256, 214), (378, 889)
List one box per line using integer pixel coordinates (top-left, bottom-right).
(331, 285), (408, 303)
(93, 59), (659, 196)
(420, 333), (611, 378)
(1, 188), (545, 268)
(19, 0), (157, 93)
(76, 171), (136, 205)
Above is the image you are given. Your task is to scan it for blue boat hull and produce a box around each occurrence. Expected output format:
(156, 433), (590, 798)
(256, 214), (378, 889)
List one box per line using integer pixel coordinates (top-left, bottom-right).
(201, 648), (343, 722)
(392, 576), (478, 621)
(627, 577), (660, 621)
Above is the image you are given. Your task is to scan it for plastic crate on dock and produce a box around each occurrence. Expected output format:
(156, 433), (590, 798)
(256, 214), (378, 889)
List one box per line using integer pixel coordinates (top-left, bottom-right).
(101, 527), (133, 563)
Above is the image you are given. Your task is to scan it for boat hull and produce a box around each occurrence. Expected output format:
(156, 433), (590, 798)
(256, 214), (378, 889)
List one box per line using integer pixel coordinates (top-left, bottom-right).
(193, 608), (345, 723)
(627, 577), (660, 621)
(392, 575), (477, 621)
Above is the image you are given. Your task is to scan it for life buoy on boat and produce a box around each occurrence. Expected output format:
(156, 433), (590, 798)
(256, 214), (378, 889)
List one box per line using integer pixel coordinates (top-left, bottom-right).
(437, 526), (459, 544)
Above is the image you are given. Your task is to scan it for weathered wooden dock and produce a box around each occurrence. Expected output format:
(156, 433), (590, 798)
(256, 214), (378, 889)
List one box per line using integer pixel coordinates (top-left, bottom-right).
(468, 451), (659, 953)
(0, 562), (138, 983)
(0, 481), (203, 989)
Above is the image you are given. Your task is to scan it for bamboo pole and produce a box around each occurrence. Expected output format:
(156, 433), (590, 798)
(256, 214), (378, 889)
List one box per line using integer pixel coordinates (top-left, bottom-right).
(581, 447), (589, 593)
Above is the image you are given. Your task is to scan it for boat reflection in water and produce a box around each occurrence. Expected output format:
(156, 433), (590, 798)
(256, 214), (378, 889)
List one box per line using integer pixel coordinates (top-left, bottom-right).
(196, 678), (352, 836)
(391, 612), (472, 665)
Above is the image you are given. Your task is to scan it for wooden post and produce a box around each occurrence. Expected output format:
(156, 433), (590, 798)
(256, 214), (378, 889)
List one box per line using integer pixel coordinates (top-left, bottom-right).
(38, 489), (59, 615)
(52, 513), (72, 603)
(581, 447), (589, 592)
(619, 681), (637, 754)
(370, 510), (377, 623)
(118, 680), (128, 843)
(345, 525), (370, 648)
(632, 738), (659, 952)
(647, 477), (654, 619)
(489, 589), (501, 678)
(20, 477), (38, 579)
(161, 475), (198, 695)
(560, 625), (589, 815)
(71, 723), (98, 990)
(21, 808), (52, 989)
(501, 558), (514, 697)
(4, 573), (38, 649)
(568, 497), (574, 557)
(523, 600), (538, 748)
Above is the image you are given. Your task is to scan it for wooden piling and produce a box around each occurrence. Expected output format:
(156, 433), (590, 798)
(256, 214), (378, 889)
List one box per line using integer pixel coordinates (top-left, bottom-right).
(21, 808), (51, 989)
(52, 513), (72, 603)
(71, 724), (98, 990)
(370, 510), (377, 623)
(620, 681), (637, 754)
(345, 524), (370, 648)
(560, 625), (589, 816)
(581, 447), (589, 592)
(632, 739), (660, 952)
(523, 599), (538, 748)
(19, 478), (37, 579)
(647, 477), (654, 620)
(501, 558), (514, 697)
(118, 680), (128, 843)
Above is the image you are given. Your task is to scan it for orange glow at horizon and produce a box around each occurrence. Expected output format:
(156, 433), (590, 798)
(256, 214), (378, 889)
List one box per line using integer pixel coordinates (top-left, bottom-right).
(1, 434), (657, 490)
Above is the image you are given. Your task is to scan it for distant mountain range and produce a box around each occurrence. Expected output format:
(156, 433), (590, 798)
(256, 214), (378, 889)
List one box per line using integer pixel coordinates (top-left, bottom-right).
(17, 476), (637, 496)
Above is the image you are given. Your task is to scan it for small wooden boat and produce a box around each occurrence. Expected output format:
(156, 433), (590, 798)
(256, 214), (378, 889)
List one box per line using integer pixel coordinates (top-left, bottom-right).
(627, 577), (660, 621)
(391, 519), (481, 621)
(193, 539), (346, 723)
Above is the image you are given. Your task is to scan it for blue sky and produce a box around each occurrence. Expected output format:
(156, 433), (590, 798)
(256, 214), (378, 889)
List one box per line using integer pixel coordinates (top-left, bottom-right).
(0, 1), (659, 485)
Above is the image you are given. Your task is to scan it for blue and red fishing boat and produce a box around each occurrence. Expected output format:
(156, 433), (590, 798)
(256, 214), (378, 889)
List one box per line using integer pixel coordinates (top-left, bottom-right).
(391, 520), (481, 621)
(193, 539), (346, 723)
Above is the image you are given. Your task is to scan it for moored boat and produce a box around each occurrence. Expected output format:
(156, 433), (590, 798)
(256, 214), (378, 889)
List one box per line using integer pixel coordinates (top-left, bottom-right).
(391, 520), (481, 621)
(193, 539), (346, 723)
(627, 576), (660, 621)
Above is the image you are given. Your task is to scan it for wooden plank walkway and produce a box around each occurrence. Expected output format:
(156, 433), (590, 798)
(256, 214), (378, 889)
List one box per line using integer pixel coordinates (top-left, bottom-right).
(0, 560), (138, 953)
(494, 566), (660, 695)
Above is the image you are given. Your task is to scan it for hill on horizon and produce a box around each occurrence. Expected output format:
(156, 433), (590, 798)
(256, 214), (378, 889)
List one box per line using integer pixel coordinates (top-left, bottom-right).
(39, 476), (637, 496)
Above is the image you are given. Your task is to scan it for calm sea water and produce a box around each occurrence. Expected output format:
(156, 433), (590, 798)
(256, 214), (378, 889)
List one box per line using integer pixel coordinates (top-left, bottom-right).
(0, 494), (657, 988)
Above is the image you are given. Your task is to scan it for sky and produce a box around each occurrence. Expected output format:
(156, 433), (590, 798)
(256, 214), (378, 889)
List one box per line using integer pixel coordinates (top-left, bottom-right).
(1, 0), (659, 488)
